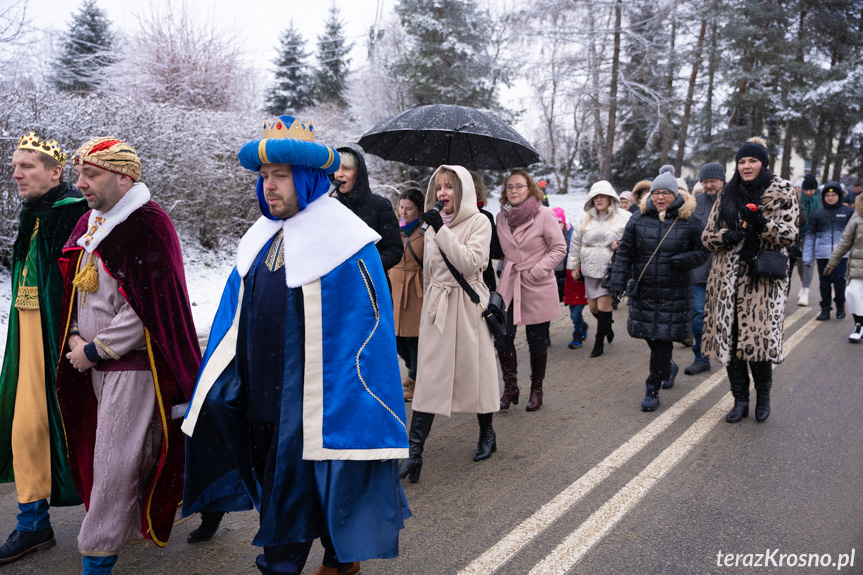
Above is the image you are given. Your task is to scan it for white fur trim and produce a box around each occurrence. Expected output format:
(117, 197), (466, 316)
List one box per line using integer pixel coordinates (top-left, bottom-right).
(77, 182), (151, 253)
(235, 196), (381, 286)
(301, 280), (326, 459)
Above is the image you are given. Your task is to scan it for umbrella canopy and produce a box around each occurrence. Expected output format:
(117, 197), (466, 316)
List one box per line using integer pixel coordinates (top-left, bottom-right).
(358, 104), (540, 171)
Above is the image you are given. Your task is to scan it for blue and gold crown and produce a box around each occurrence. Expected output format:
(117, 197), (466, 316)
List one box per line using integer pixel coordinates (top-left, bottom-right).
(18, 131), (67, 166)
(238, 115), (340, 174)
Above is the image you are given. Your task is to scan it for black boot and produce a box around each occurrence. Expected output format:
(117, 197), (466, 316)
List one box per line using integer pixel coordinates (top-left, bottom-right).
(836, 302), (846, 319)
(607, 315), (615, 343)
(640, 382), (660, 411)
(0, 527), (54, 564)
(474, 413), (497, 461)
(591, 312), (611, 357)
(399, 411), (435, 482)
(816, 307), (830, 321)
(725, 358), (750, 423)
(187, 511), (225, 543)
(752, 362), (772, 422)
(526, 352), (547, 411)
(661, 360), (679, 389)
(498, 349), (519, 409)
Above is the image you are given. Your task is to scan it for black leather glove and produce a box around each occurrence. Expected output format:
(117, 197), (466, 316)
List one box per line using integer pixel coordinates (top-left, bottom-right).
(740, 206), (767, 231)
(722, 229), (744, 246)
(420, 209), (444, 232)
(610, 290), (623, 301)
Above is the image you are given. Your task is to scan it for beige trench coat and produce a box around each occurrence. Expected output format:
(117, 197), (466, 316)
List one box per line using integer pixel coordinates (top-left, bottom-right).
(388, 227), (424, 337)
(412, 165), (499, 416)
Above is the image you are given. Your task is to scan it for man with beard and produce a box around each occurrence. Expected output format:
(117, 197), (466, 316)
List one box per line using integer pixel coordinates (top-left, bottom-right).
(183, 116), (409, 575)
(54, 137), (200, 574)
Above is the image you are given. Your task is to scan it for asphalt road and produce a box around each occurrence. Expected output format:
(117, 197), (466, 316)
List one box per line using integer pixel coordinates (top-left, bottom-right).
(1, 276), (861, 574)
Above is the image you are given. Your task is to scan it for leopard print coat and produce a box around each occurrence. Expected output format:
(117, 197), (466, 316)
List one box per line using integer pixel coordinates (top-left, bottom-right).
(701, 176), (799, 365)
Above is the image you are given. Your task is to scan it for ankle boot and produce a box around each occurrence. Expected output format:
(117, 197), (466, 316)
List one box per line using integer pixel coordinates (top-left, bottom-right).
(725, 358), (750, 423)
(526, 352), (547, 411)
(498, 349), (519, 409)
(590, 312), (610, 357)
(474, 413), (497, 461)
(640, 382), (660, 412)
(754, 380), (771, 422)
(661, 360), (679, 389)
(836, 302), (846, 319)
(725, 382), (750, 423)
(399, 411), (435, 482)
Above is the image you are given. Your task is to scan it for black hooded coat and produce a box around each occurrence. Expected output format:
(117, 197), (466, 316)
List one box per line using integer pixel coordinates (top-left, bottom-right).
(334, 148), (403, 271)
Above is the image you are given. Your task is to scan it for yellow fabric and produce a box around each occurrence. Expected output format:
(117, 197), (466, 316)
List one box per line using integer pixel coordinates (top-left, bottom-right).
(11, 310), (52, 503)
(73, 253), (99, 306)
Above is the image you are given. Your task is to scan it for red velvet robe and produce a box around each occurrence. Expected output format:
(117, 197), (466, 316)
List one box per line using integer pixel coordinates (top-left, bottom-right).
(55, 201), (201, 547)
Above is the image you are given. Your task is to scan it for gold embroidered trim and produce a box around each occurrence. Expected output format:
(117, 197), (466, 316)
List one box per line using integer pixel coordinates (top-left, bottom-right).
(265, 229), (285, 272)
(93, 338), (121, 360)
(14, 286), (40, 310)
(356, 260), (407, 434)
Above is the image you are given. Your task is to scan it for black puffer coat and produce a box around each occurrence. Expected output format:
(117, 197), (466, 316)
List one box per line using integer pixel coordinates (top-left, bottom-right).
(334, 148), (403, 271)
(610, 190), (708, 342)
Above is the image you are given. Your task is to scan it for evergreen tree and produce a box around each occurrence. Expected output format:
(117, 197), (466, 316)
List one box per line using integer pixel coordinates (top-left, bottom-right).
(391, 0), (500, 110)
(50, 0), (115, 93)
(312, 6), (352, 109)
(265, 23), (315, 116)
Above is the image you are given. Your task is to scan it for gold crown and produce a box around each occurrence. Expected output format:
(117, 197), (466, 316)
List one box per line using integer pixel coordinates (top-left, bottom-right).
(17, 132), (67, 166)
(262, 118), (316, 141)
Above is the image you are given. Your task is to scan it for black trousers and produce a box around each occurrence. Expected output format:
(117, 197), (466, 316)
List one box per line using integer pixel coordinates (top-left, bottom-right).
(645, 339), (674, 387)
(494, 304), (550, 354)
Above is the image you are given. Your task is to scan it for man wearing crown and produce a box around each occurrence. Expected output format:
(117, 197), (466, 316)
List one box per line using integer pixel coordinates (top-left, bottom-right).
(0, 133), (88, 564)
(52, 137), (201, 574)
(182, 116), (410, 575)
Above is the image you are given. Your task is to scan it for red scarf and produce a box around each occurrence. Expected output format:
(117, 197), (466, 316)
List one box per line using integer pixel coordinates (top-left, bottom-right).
(505, 196), (541, 229)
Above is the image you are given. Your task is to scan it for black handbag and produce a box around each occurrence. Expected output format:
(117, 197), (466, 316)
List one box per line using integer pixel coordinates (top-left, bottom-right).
(600, 254), (615, 289)
(751, 249), (788, 280)
(626, 219), (677, 300)
(438, 249), (508, 338)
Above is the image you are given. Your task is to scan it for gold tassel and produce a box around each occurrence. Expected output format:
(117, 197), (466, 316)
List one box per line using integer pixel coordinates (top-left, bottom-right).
(73, 253), (99, 306)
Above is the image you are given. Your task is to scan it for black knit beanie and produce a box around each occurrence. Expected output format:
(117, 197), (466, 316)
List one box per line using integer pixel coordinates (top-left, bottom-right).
(802, 173), (818, 191)
(735, 139), (769, 166)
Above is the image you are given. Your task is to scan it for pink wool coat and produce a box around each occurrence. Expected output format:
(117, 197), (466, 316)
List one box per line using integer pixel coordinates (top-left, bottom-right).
(496, 205), (567, 325)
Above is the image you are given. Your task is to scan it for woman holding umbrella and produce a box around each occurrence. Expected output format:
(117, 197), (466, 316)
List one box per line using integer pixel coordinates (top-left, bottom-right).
(496, 170), (567, 412)
(399, 165), (499, 483)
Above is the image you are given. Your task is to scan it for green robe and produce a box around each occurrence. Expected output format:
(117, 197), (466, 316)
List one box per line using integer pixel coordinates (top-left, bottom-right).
(0, 183), (87, 506)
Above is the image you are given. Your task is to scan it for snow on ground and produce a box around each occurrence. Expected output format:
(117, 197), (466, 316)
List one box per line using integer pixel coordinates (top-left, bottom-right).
(0, 190), (590, 362)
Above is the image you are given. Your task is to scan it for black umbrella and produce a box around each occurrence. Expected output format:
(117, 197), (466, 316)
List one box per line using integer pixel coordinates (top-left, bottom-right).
(357, 104), (540, 171)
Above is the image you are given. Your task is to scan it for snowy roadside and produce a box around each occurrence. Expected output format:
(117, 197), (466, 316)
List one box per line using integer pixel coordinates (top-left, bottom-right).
(0, 190), (589, 363)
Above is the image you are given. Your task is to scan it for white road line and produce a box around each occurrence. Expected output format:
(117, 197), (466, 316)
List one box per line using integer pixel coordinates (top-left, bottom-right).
(457, 308), (809, 575)
(529, 316), (819, 575)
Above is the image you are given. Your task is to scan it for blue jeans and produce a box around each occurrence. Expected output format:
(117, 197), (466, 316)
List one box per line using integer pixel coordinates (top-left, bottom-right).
(16, 499), (50, 532)
(82, 554), (118, 574)
(569, 305), (586, 338)
(691, 284), (707, 362)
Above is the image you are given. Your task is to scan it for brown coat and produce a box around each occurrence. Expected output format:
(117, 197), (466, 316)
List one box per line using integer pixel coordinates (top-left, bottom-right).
(389, 227), (424, 337)
(701, 176), (799, 365)
(412, 165), (499, 416)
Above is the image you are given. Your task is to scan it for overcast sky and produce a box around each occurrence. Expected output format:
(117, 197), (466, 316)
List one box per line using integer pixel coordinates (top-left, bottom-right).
(24, 0), (392, 74)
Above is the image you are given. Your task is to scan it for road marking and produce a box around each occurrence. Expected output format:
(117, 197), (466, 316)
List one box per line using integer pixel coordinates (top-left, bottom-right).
(458, 308), (809, 575)
(529, 315), (819, 575)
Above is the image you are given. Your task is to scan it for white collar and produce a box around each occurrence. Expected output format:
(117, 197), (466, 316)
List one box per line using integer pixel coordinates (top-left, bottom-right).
(236, 195), (381, 288)
(77, 182), (151, 253)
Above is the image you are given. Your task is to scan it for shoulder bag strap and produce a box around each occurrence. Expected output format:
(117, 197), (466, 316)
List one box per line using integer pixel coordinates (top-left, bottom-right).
(635, 218), (678, 284)
(438, 248), (481, 305)
(405, 235), (423, 269)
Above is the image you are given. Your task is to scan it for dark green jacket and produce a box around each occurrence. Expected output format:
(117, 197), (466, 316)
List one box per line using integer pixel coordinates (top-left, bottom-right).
(0, 183), (87, 506)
